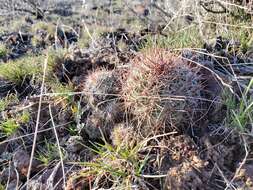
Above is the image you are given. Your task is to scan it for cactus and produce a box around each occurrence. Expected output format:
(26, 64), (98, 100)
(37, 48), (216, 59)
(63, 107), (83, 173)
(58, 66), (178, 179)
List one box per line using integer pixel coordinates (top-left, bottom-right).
(122, 48), (204, 136)
(83, 69), (121, 107)
(81, 69), (123, 139)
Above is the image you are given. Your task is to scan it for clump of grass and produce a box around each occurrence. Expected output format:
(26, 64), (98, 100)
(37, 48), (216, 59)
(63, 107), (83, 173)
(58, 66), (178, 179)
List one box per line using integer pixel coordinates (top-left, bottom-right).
(0, 55), (44, 84)
(47, 48), (70, 78)
(67, 124), (79, 136)
(75, 137), (148, 189)
(32, 21), (56, 36)
(0, 43), (8, 58)
(165, 26), (204, 49)
(0, 50), (60, 85)
(0, 94), (19, 111)
(31, 21), (56, 47)
(122, 48), (204, 136)
(0, 48), (73, 93)
(31, 21), (77, 47)
(36, 140), (65, 166)
(0, 119), (19, 137)
(141, 26), (203, 50)
(47, 81), (74, 98)
(45, 48), (77, 101)
(77, 26), (109, 48)
(0, 184), (5, 190)
(7, 17), (28, 32)
(18, 110), (30, 124)
(218, 24), (253, 53)
(0, 100), (30, 137)
(223, 79), (253, 132)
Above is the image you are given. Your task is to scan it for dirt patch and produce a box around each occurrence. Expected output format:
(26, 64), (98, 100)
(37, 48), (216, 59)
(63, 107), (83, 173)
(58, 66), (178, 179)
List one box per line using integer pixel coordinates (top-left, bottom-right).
(0, 77), (14, 98)
(164, 158), (207, 190)
(233, 163), (253, 189)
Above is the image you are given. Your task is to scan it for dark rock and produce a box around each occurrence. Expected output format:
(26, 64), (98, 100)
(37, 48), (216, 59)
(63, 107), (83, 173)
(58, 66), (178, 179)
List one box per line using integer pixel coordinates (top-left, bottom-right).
(0, 78), (13, 98)
(66, 136), (83, 153)
(25, 163), (64, 190)
(6, 180), (18, 190)
(13, 149), (41, 178)
(0, 165), (17, 184)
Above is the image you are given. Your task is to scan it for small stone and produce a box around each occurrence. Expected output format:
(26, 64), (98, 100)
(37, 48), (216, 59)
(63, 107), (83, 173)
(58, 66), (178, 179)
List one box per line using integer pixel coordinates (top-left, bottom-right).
(0, 165), (16, 184)
(66, 136), (84, 153)
(13, 149), (40, 177)
(6, 180), (18, 190)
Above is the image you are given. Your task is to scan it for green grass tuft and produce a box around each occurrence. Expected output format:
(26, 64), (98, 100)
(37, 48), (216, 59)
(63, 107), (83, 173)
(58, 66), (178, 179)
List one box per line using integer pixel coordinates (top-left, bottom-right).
(0, 94), (19, 112)
(0, 55), (44, 84)
(36, 140), (65, 166)
(0, 43), (8, 58)
(141, 26), (203, 50)
(0, 184), (5, 190)
(0, 119), (19, 137)
(223, 78), (253, 132)
(19, 110), (31, 124)
(77, 138), (148, 189)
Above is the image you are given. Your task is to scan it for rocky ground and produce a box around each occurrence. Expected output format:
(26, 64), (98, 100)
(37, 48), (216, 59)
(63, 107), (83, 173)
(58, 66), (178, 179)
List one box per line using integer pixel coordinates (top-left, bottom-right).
(0, 0), (253, 190)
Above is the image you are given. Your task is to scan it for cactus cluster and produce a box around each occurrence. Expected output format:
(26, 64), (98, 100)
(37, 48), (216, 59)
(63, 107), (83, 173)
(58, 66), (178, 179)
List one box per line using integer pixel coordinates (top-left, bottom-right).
(81, 49), (207, 138)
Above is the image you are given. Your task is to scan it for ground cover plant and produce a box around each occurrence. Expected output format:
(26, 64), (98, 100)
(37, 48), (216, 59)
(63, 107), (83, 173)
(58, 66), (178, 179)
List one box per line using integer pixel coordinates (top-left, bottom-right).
(0, 0), (253, 189)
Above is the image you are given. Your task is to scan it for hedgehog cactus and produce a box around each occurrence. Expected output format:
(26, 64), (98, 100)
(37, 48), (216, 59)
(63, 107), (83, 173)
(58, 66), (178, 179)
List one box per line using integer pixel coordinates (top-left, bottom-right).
(84, 69), (121, 107)
(122, 48), (204, 136)
(82, 69), (123, 139)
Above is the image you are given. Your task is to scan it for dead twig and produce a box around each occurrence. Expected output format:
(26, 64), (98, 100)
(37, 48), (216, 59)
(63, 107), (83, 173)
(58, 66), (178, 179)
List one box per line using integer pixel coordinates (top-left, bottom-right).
(49, 104), (66, 188)
(26, 52), (48, 187)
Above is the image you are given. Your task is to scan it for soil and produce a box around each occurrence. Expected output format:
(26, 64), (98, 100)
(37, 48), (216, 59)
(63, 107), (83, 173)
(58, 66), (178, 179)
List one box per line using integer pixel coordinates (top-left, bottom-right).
(0, 0), (253, 190)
